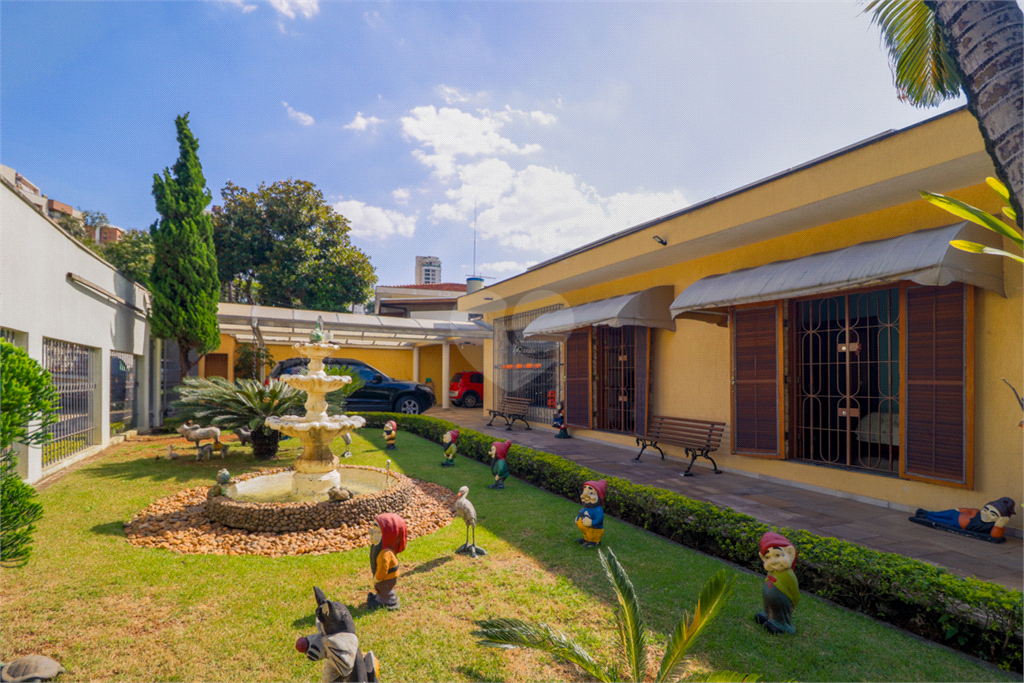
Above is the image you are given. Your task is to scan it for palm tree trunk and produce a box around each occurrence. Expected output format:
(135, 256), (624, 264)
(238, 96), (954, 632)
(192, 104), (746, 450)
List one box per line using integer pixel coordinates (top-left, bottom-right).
(927, 1), (1024, 227)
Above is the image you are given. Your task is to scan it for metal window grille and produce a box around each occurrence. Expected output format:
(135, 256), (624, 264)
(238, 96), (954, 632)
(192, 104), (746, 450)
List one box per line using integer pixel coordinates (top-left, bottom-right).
(1, 328), (16, 344)
(493, 304), (563, 423)
(110, 351), (138, 433)
(792, 287), (900, 474)
(42, 339), (97, 467)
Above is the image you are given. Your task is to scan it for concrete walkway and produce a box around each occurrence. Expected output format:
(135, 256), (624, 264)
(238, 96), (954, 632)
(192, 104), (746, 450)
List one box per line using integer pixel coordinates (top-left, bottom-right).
(427, 406), (1023, 591)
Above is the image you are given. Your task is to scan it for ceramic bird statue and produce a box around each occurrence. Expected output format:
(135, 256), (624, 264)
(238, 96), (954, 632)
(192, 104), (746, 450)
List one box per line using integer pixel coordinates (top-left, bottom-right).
(310, 315), (326, 342)
(341, 432), (353, 458)
(454, 486), (487, 558)
(216, 469), (232, 485)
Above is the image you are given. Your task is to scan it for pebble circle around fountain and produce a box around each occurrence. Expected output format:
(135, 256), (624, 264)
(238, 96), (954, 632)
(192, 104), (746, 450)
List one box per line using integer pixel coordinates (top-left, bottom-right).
(205, 465), (416, 533)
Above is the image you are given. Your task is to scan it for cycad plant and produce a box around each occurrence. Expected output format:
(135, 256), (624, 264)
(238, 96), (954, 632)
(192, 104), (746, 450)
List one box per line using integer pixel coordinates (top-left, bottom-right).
(473, 548), (757, 682)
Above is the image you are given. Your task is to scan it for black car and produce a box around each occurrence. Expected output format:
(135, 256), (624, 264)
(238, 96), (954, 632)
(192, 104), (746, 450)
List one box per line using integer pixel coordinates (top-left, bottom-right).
(269, 357), (436, 414)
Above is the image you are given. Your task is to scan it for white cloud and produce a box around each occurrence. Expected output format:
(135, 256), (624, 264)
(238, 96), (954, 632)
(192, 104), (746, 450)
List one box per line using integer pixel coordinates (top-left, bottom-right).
(401, 106), (541, 178)
(220, 0), (257, 13)
(480, 260), (537, 275)
(436, 85), (484, 105)
(269, 0), (318, 19)
(392, 188), (410, 205)
(363, 11), (382, 28)
(479, 106), (557, 126)
(432, 163), (687, 255)
(282, 101), (314, 126)
(335, 200), (417, 239)
(343, 112), (384, 131)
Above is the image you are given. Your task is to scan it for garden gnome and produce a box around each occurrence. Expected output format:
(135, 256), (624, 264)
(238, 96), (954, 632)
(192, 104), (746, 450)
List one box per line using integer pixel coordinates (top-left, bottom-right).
(911, 497), (1016, 541)
(382, 421), (397, 450)
(367, 513), (406, 611)
(440, 429), (459, 467)
(575, 479), (607, 548)
(488, 441), (511, 489)
(553, 401), (571, 439)
(296, 586), (379, 682)
(755, 532), (799, 635)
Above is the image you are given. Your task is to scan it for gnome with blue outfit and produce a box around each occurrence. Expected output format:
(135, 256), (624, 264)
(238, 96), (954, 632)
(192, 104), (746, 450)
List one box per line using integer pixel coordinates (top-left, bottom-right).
(575, 479), (607, 548)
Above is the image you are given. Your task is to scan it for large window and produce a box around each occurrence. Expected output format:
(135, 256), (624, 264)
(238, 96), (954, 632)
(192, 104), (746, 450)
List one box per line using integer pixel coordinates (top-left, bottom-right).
(43, 339), (98, 467)
(731, 283), (972, 487)
(110, 351), (138, 434)
(493, 305), (562, 423)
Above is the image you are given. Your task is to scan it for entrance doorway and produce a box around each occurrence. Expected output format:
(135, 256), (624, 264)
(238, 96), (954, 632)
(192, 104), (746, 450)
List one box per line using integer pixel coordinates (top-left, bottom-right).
(595, 326), (636, 432)
(791, 287), (900, 473)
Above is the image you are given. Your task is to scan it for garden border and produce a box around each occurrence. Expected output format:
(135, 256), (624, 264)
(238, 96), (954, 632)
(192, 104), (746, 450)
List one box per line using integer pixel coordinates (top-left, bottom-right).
(359, 412), (1024, 672)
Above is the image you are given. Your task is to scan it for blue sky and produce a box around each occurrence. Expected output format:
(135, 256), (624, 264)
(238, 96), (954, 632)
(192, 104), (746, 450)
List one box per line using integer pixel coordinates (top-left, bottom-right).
(2, 1), (967, 289)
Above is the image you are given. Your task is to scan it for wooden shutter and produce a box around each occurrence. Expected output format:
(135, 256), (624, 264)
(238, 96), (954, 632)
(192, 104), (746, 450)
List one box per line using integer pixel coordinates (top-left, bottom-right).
(904, 283), (972, 487)
(634, 326), (650, 437)
(733, 305), (780, 456)
(565, 328), (592, 429)
(204, 353), (228, 378)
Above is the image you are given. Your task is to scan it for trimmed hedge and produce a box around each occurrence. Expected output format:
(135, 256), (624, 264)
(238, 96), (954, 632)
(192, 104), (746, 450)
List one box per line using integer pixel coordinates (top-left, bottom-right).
(362, 412), (1023, 671)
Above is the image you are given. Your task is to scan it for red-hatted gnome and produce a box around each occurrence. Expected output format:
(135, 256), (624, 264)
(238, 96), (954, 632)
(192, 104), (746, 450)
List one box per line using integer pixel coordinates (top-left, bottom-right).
(755, 532), (799, 634)
(575, 479), (607, 548)
(382, 420), (397, 450)
(367, 513), (407, 611)
(488, 441), (511, 490)
(441, 429), (459, 467)
(911, 497), (1016, 542)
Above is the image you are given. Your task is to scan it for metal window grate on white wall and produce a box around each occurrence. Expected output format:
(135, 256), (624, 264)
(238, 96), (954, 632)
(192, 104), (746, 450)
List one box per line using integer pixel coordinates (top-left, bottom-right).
(110, 351), (138, 433)
(1, 328), (16, 344)
(42, 339), (97, 467)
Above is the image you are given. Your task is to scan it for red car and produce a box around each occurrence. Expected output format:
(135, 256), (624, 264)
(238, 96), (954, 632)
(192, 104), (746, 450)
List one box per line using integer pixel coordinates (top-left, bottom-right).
(449, 372), (484, 408)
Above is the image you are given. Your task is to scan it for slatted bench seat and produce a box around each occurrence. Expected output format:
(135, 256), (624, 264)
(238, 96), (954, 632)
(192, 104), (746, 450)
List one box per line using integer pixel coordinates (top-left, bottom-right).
(487, 396), (532, 431)
(635, 415), (726, 476)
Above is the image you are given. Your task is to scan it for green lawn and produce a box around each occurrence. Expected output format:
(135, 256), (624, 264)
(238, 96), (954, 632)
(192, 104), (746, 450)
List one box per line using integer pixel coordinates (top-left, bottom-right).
(0, 429), (1013, 682)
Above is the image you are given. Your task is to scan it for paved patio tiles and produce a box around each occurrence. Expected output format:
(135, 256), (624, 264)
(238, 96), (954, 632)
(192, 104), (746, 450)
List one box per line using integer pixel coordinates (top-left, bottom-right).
(427, 408), (1023, 590)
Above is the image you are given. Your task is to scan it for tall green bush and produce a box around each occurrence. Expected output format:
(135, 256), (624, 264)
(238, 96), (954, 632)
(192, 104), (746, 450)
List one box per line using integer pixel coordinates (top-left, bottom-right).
(0, 339), (58, 567)
(149, 113), (221, 378)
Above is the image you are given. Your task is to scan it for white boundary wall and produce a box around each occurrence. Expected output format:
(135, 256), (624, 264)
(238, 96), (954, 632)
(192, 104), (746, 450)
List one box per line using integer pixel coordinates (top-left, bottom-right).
(1, 180), (159, 483)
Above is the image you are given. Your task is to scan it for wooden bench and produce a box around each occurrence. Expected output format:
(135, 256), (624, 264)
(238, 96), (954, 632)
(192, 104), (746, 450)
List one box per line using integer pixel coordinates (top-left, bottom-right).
(635, 415), (726, 476)
(487, 396), (533, 431)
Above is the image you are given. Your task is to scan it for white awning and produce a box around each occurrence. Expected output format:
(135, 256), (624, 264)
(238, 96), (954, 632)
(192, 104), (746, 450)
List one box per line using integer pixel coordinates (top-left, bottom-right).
(670, 222), (1006, 318)
(218, 303), (492, 349)
(523, 286), (676, 339)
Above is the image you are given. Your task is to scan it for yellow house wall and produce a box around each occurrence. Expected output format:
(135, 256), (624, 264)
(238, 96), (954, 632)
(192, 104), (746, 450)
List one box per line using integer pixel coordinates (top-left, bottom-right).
(479, 183), (1023, 530)
(417, 343), (482, 392)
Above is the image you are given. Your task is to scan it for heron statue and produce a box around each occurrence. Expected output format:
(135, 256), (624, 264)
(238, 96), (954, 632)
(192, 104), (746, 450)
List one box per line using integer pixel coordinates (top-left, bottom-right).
(453, 486), (487, 558)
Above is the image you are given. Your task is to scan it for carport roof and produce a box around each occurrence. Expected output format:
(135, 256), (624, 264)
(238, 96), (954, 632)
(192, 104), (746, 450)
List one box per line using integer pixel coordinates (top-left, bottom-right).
(218, 303), (492, 349)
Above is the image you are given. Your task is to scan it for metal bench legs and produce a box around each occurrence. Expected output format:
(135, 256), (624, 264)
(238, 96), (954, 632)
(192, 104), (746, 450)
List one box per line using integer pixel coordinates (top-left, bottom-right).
(683, 448), (722, 476)
(634, 438), (665, 462)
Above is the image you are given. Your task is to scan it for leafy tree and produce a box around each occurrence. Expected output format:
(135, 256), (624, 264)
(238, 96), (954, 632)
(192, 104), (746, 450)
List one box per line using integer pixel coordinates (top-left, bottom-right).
(56, 209), (109, 253)
(474, 548), (755, 682)
(863, 0), (1023, 226)
(149, 113), (221, 377)
(213, 179), (377, 312)
(233, 341), (275, 380)
(0, 339), (58, 567)
(102, 229), (155, 287)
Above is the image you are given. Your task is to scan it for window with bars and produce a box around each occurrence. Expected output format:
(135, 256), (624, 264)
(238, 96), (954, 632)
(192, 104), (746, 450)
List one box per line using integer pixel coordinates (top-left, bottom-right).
(110, 351), (138, 434)
(493, 305), (562, 423)
(43, 339), (98, 467)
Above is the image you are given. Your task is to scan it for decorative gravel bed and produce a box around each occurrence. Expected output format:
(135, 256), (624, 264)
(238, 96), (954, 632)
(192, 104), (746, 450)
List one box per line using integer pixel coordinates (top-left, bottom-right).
(123, 468), (457, 556)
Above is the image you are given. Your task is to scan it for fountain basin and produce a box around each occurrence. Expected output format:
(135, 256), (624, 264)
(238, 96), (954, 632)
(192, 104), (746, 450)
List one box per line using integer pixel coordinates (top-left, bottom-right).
(206, 466), (414, 533)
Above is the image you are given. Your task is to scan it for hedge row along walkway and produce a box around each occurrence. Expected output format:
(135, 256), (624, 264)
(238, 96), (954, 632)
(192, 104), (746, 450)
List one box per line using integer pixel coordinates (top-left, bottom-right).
(428, 407), (1023, 591)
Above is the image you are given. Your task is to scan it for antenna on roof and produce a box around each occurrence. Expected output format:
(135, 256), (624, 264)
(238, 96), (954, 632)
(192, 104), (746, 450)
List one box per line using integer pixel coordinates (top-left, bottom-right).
(473, 201), (477, 278)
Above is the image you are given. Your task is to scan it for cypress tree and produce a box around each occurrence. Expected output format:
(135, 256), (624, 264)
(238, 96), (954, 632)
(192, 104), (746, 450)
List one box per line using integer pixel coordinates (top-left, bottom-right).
(149, 113), (221, 376)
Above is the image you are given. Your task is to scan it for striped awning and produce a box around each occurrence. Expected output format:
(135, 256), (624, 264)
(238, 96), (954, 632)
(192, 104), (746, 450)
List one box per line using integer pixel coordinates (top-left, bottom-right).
(523, 286), (675, 340)
(670, 222), (1006, 318)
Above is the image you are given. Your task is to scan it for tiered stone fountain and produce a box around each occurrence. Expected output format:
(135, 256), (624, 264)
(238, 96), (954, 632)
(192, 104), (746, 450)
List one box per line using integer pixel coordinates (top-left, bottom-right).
(264, 341), (366, 498)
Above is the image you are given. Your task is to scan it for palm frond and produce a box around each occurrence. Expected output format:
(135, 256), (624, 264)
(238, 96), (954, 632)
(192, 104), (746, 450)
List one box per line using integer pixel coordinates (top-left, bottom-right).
(862, 0), (961, 107)
(950, 240), (1024, 263)
(599, 548), (649, 683)
(687, 672), (762, 682)
(472, 618), (616, 682)
(171, 377), (306, 430)
(920, 190), (1023, 248)
(655, 569), (737, 683)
